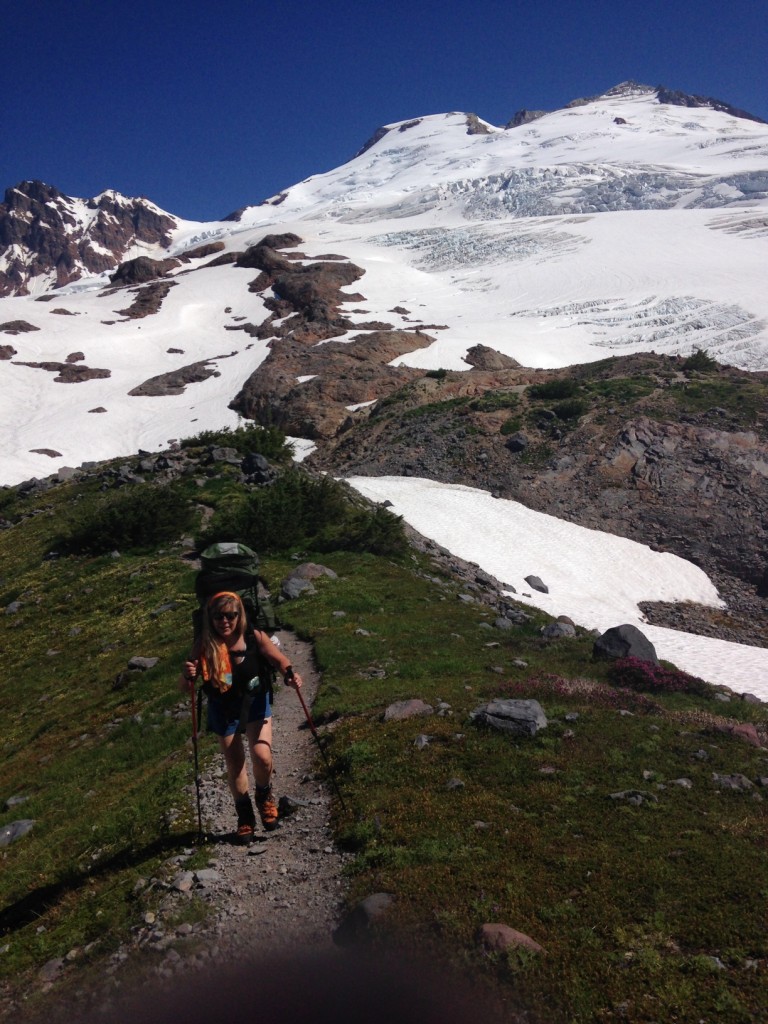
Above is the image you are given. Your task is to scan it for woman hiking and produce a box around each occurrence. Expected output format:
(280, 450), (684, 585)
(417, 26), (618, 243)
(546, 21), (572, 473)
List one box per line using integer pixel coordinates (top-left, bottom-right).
(180, 590), (302, 842)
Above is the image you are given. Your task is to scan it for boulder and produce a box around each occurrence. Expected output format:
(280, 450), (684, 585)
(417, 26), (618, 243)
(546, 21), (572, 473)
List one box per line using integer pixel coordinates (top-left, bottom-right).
(333, 892), (394, 946)
(478, 923), (544, 954)
(383, 699), (433, 722)
(541, 621), (576, 638)
(505, 432), (529, 453)
(470, 699), (548, 737)
(593, 624), (659, 665)
(128, 656), (159, 671)
(463, 344), (521, 370)
(280, 576), (317, 601)
(0, 819), (36, 847)
(291, 562), (339, 580)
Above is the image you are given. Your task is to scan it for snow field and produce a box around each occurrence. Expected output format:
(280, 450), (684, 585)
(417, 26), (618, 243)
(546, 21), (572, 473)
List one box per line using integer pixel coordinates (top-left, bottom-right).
(345, 476), (768, 699)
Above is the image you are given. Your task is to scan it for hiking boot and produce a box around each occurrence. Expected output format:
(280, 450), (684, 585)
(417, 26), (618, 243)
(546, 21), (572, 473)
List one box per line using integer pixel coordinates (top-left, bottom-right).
(255, 787), (279, 831)
(236, 822), (255, 843)
(235, 795), (256, 844)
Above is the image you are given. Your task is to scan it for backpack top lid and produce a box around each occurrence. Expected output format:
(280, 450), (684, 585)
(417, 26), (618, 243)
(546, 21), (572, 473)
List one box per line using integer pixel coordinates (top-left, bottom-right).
(200, 542), (260, 574)
(194, 542), (278, 632)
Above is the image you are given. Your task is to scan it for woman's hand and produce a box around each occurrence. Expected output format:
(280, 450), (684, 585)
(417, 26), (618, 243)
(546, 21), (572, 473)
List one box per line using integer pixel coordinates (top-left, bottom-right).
(284, 666), (302, 691)
(179, 660), (198, 692)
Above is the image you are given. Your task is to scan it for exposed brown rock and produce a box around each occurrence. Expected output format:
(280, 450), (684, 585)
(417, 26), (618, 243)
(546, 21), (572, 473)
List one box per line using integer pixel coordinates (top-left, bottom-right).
(115, 281), (176, 319)
(66, 352), (85, 363)
(204, 251), (240, 268)
(12, 361), (111, 382)
(128, 358), (227, 396)
(465, 113), (492, 135)
(179, 241), (225, 260)
(0, 345), (17, 359)
(109, 256), (180, 287)
(231, 328), (432, 439)
(0, 320), (39, 335)
(29, 448), (62, 457)
(464, 344), (521, 370)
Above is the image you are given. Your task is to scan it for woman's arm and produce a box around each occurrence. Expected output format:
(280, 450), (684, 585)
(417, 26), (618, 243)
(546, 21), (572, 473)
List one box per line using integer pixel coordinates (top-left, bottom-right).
(255, 631), (302, 690)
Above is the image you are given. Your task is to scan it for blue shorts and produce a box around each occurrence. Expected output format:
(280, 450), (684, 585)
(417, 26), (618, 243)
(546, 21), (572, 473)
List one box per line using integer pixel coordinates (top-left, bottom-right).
(207, 689), (272, 737)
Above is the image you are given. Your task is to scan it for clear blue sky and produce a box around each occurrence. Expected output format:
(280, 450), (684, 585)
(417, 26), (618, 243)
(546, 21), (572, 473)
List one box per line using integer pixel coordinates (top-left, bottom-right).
(4, 0), (766, 221)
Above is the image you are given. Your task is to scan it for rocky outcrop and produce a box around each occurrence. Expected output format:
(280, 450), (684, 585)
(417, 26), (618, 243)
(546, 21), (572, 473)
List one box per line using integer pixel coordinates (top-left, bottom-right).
(11, 361), (110, 383)
(109, 256), (181, 287)
(310, 354), (768, 644)
(179, 241), (225, 260)
(128, 358), (224, 396)
(0, 320), (39, 334)
(656, 86), (767, 125)
(506, 81), (767, 130)
(228, 235), (432, 438)
(0, 181), (178, 296)
(114, 281), (176, 319)
(463, 344), (521, 370)
(232, 330), (431, 439)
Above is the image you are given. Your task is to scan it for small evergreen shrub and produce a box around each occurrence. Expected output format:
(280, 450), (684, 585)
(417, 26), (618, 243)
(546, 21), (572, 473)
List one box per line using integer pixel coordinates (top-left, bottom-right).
(500, 417), (522, 435)
(552, 398), (586, 421)
(58, 483), (195, 554)
(469, 391), (520, 412)
(606, 657), (710, 696)
(179, 424), (292, 461)
(425, 368), (448, 380)
(528, 379), (579, 401)
(683, 348), (718, 373)
(201, 471), (407, 557)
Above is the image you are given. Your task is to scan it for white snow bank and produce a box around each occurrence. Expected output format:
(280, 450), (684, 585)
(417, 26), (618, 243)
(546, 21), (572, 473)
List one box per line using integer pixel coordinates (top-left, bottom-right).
(345, 475), (768, 700)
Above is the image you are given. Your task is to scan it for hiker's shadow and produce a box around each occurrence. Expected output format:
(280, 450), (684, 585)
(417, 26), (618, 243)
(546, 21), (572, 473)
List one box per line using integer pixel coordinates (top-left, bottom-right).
(0, 830), (203, 938)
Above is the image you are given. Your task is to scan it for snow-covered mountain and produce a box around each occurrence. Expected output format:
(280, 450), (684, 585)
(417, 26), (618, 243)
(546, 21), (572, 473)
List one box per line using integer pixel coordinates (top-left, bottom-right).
(2, 80), (768, 487)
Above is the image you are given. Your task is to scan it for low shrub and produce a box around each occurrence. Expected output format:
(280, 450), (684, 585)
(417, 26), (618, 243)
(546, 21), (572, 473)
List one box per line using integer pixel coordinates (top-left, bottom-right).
(500, 417), (522, 435)
(201, 471), (407, 558)
(606, 656), (710, 696)
(528, 379), (579, 401)
(683, 348), (719, 373)
(179, 423), (292, 461)
(469, 391), (520, 412)
(552, 398), (586, 421)
(57, 483), (195, 554)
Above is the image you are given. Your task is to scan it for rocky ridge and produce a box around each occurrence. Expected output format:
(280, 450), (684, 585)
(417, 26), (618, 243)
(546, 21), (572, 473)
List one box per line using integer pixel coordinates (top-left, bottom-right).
(0, 182), (178, 297)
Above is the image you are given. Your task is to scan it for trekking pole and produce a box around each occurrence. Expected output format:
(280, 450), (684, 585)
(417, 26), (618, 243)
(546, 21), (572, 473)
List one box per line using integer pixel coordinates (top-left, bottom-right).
(189, 683), (205, 842)
(287, 669), (348, 812)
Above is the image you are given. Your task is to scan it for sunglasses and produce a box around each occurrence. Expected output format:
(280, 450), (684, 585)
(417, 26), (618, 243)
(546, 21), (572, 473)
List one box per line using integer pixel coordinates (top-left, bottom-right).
(212, 611), (239, 622)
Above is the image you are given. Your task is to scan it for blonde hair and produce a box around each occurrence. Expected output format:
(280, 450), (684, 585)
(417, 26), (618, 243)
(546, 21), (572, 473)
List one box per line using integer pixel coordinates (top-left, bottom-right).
(198, 591), (246, 688)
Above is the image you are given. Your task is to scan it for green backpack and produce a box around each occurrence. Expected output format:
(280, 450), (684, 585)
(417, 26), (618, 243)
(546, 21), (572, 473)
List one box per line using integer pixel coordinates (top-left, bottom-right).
(194, 541), (278, 635)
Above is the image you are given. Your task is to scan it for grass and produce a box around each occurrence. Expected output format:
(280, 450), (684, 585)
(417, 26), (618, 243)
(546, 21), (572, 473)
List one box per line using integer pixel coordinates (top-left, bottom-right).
(274, 553), (768, 1024)
(1, 449), (767, 1023)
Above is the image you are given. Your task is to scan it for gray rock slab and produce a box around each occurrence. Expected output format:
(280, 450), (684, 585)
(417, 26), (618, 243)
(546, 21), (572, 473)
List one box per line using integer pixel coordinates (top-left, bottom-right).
(470, 698), (547, 737)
